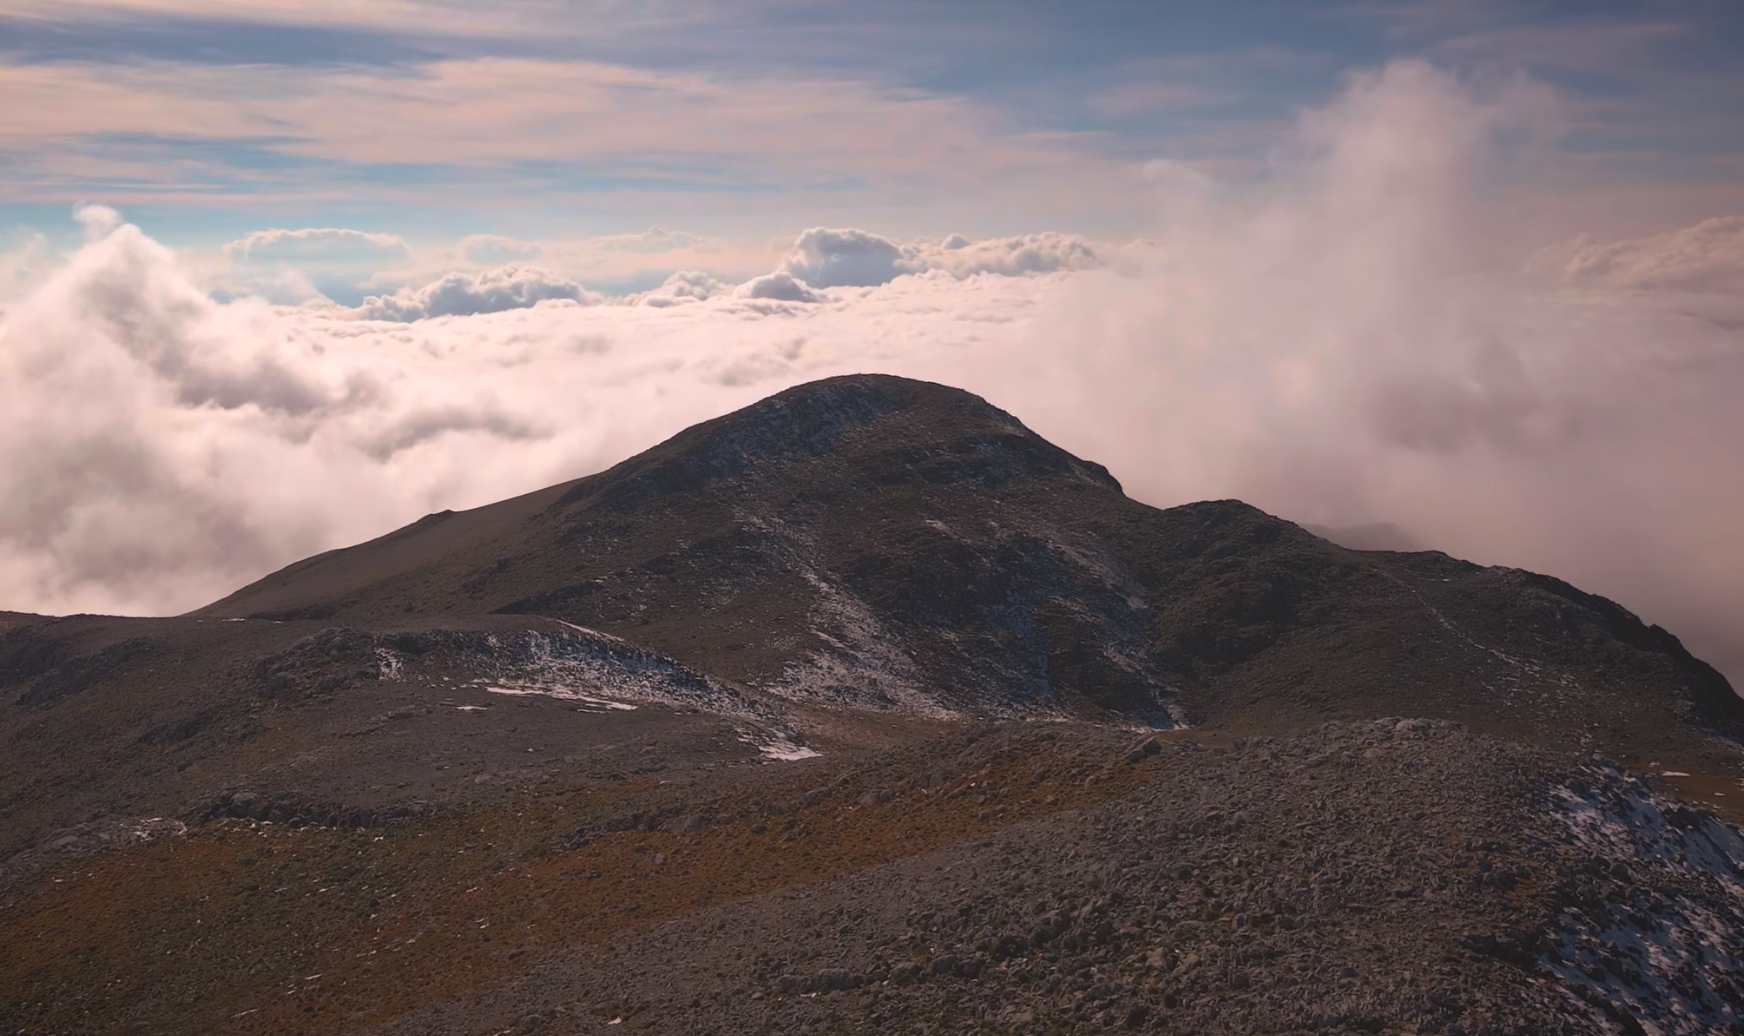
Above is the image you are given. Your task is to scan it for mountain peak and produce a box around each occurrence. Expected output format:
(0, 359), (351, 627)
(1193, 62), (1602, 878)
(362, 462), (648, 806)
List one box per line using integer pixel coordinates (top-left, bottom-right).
(553, 374), (1122, 513)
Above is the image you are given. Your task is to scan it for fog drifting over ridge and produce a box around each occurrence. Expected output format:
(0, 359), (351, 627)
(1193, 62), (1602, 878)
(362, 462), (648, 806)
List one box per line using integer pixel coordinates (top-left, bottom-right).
(1, 61), (1741, 690)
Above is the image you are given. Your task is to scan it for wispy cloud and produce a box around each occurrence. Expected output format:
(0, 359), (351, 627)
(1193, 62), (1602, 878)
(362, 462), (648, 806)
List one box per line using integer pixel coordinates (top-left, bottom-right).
(0, 55), (1143, 233)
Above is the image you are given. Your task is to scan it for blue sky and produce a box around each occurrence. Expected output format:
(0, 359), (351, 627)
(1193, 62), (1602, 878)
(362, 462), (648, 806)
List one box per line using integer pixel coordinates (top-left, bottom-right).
(1, 0), (1739, 253)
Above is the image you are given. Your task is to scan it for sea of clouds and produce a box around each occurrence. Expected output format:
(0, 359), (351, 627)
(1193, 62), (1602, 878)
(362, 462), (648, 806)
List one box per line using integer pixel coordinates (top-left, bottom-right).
(2, 61), (1741, 689)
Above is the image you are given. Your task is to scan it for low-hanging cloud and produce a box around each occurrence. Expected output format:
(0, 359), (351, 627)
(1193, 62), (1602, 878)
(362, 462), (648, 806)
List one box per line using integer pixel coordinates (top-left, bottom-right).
(1, 59), (1740, 697)
(356, 265), (602, 320)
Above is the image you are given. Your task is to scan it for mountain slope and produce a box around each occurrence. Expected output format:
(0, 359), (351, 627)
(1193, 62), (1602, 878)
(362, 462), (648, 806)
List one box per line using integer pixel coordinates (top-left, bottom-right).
(4, 374), (1744, 1036)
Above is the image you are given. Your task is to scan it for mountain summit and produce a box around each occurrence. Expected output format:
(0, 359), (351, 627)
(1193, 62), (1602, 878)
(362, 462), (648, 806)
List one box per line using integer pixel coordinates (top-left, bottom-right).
(4, 375), (1742, 1036)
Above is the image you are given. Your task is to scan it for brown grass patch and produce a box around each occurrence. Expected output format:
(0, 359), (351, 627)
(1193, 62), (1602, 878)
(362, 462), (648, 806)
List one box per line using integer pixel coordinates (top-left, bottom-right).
(0, 729), (1152, 1035)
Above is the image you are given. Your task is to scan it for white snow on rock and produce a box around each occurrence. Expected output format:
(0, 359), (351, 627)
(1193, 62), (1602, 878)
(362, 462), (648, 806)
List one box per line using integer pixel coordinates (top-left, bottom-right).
(769, 569), (950, 718)
(433, 620), (821, 761)
(452, 624), (757, 716)
(737, 727), (822, 761)
(1548, 772), (1744, 1034)
(480, 683), (636, 711)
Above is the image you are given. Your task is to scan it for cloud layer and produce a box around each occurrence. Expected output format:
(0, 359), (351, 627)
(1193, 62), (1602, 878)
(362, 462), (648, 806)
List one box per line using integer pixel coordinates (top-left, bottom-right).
(1, 61), (1741, 696)
(191, 224), (1108, 320)
(776, 227), (1105, 289)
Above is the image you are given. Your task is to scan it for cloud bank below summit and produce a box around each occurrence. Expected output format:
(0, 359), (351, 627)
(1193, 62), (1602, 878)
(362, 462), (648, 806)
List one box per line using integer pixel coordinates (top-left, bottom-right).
(341, 226), (1110, 319)
(1, 61), (1742, 693)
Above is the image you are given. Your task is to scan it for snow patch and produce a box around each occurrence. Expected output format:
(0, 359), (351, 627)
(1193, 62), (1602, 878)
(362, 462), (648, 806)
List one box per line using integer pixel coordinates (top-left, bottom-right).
(739, 727), (821, 761)
(444, 624), (761, 717)
(1555, 779), (1744, 881)
(770, 569), (952, 717)
(480, 683), (636, 712)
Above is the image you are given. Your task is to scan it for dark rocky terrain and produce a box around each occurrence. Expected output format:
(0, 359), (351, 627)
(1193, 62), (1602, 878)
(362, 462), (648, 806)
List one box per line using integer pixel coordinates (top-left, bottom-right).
(2, 374), (1742, 1035)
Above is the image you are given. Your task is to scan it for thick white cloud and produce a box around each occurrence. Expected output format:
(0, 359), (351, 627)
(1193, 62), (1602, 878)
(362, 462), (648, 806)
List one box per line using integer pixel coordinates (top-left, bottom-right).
(356, 265), (602, 320)
(2, 61), (1741, 697)
(779, 227), (916, 288)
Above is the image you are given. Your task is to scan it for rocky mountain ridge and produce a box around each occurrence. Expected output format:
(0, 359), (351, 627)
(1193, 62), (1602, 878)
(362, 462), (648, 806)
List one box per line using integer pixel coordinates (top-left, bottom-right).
(194, 375), (1740, 749)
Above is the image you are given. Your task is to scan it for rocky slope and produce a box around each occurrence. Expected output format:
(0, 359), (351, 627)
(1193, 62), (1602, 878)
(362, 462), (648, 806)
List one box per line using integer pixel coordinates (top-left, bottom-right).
(2, 374), (1742, 1036)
